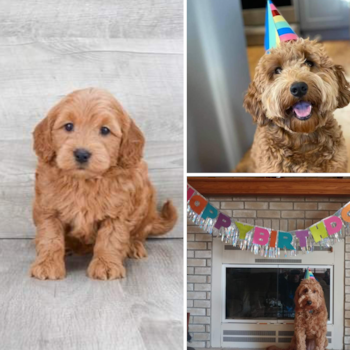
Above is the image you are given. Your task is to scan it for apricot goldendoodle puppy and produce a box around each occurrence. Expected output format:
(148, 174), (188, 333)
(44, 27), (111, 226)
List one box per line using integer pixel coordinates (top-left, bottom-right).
(237, 38), (350, 173)
(267, 278), (328, 350)
(30, 88), (177, 280)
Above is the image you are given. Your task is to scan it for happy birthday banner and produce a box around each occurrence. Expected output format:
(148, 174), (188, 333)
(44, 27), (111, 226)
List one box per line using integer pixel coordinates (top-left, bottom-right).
(187, 184), (350, 258)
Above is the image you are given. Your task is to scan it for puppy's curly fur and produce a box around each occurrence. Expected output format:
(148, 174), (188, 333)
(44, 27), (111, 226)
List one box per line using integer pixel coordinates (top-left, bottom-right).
(30, 88), (177, 280)
(267, 278), (328, 350)
(238, 38), (350, 173)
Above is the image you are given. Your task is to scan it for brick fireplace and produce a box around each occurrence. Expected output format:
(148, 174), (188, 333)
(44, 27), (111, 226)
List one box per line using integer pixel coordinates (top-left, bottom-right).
(187, 178), (350, 349)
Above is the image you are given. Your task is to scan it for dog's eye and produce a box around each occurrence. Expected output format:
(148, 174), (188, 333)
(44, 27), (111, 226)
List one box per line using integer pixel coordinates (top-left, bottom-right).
(64, 123), (74, 132)
(100, 126), (110, 136)
(313, 290), (316, 293)
(303, 289), (308, 294)
(274, 67), (282, 74)
(305, 60), (314, 67)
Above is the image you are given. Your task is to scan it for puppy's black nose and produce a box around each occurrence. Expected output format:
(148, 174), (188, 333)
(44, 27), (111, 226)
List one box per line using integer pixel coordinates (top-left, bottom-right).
(74, 149), (91, 164)
(290, 82), (308, 97)
(307, 300), (312, 305)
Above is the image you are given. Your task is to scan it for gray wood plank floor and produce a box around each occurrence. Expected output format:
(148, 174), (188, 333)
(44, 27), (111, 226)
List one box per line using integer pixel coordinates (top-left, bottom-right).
(0, 239), (183, 350)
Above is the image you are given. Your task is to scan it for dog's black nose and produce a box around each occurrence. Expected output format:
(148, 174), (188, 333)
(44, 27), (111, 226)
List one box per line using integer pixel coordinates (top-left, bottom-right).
(74, 148), (91, 164)
(290, 82), (308, 97)
(307, 300), (312, 305)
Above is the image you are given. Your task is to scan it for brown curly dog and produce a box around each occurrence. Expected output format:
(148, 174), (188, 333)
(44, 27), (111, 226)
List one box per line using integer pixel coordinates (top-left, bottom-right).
(30, 88), (177, 280)
(237, 38), (350, 173)
(267, 278), (328, 350)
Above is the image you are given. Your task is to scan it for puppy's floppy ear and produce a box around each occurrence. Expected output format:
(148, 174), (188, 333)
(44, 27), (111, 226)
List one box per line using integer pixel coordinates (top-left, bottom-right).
(333, 65), (350, 108)
(243, 81), (268, 126)
(33, 113), (55, 163)
(118, 119), (145, 168)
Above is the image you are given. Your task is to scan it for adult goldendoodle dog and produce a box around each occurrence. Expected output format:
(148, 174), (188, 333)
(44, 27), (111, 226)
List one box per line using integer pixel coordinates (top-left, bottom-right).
(267, 278), (328, 350)
(30, 88), (177, 280)
(237, 38), (350, 173)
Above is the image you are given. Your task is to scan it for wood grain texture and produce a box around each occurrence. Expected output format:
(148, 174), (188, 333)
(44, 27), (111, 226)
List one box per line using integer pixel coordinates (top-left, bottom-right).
(0, 239), (183, 350)
(0, 0), (183, 39)
(0, 38), (183, 141)
(188, 177), (350, 196)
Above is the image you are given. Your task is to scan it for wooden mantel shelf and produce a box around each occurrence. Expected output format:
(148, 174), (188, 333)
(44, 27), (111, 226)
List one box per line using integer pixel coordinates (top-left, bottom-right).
(187, 177), (350, 196)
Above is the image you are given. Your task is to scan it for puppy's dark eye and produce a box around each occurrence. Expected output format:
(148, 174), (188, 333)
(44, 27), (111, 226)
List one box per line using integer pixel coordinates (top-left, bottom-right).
(303, 289), (308, 294)
(64, 123), (74, 132)
(100, 126), (110, 136)
(275, 67), (282, 74)
(305, 60), (314, 67)
(313, 290), (316, 293)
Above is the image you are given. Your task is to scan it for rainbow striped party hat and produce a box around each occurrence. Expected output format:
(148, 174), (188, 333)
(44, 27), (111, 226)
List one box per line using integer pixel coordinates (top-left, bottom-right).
(265, 0), (298, 51)
(304, 268), (315, 280)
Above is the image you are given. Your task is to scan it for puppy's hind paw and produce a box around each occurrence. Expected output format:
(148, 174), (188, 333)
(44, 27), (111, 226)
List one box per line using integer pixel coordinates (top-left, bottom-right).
(128, 241), (148, 259)
(30, 259), (66, 280)
(87, 258), (126, 280)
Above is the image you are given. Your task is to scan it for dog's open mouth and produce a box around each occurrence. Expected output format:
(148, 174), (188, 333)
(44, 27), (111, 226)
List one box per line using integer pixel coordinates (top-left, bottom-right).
(289, 101), (312, 121)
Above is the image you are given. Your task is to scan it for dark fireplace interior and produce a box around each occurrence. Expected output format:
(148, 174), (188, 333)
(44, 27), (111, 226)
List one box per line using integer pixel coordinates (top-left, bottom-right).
(226, 267), (331, 321)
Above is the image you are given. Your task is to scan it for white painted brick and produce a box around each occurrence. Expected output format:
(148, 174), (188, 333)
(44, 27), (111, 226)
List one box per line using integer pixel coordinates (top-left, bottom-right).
(188, 292), (206, 300)
(187, 259), (206, 267)
(187, 233), (195, 241)
(194, 300), (210, 308)
(187, 308), (206, 316)
(187, 284), (193, 291)
(195, 284), (211, 291)
(188, 242), (207, 250)
(189, 324), (205, 332)
(195, 250), (211, 258)
(188, 275), (207, 283)
(192, 333), (210, 341)
(195, 267), (211, 275)
(195, 234), (213, 242)
(188, 341), (205, 348)
(193, 316), (210, 324)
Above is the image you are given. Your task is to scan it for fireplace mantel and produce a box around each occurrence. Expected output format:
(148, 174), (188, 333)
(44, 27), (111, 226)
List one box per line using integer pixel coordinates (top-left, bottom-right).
(187, 177), (350, 196)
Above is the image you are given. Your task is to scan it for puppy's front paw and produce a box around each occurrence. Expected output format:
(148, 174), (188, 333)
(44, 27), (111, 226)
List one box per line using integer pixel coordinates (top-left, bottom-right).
(87, 258), (126, 280)
(30, 258), (66, 280)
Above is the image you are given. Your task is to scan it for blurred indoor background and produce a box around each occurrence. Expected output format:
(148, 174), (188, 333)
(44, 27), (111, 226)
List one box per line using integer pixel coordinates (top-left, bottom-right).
(188, 0), (350, 172)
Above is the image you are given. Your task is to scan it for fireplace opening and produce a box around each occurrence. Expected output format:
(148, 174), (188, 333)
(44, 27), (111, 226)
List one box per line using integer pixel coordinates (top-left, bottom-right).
(224, 265), (332, 323)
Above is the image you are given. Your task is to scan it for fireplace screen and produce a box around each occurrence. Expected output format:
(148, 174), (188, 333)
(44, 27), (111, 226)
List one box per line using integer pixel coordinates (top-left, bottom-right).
(225, 266), (332, 322)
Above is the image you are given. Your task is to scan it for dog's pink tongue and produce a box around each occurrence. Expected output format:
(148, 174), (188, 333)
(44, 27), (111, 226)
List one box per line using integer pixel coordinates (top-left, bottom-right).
(293, 101), (312, 118)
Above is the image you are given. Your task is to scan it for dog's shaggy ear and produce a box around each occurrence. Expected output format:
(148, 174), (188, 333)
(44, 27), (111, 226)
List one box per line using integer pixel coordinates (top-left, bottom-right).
(243, 82), (268, 126)
(33, 114), (55, 163)
(333, 65), (350, 108)
(293, 283), (303, 312)
(118, 119), (145, 168)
